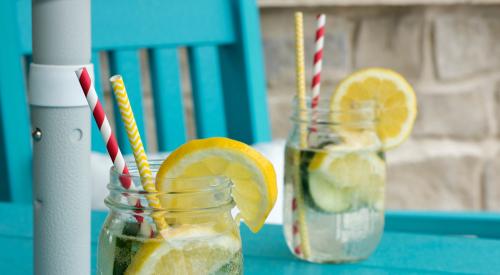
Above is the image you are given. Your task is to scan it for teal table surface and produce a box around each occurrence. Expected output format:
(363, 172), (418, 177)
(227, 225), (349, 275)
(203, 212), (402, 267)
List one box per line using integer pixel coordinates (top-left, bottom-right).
(1, 203), (500, 274)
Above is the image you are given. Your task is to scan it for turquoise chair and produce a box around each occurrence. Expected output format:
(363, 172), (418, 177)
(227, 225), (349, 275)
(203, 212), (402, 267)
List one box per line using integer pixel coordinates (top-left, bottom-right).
(0, 0), (270, 203)
(2, 0), (500, 274)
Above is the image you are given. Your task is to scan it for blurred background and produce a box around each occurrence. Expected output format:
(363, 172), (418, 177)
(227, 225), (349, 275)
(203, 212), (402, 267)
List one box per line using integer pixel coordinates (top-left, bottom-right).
(95, 1), (500, 212)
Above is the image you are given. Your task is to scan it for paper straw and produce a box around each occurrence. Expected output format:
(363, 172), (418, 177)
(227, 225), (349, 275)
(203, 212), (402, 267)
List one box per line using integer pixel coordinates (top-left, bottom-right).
(75, 67), (151, 236)
(310, 14), (326, 132)
(295, 12), (309, 147)
(110, 75), (167, 231)
(293, 12), (311, 259)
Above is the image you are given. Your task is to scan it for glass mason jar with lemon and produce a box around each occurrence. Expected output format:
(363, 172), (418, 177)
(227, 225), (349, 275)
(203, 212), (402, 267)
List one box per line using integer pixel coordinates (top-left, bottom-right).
(97, 138), (277, 274)
(284, 68), (417, 263)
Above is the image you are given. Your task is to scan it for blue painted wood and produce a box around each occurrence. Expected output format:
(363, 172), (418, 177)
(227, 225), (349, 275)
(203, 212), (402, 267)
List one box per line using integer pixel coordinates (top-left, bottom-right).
(386, 210), (500, 239)
(108, 50), (147, 154)
(16, 0), (236, 54)
(149, 48), (187, 151)
(188, 46), (227, 137)
(219, 0), (271, 144)
(2, 0), (271, 202)
(24, 55), (32, 78)
(0, 1), (32, 202)
(1, 204), (500, 274)
(90, 52), (106, 153)
(242, 225), (500, 274)
(15, 0), (31, 55)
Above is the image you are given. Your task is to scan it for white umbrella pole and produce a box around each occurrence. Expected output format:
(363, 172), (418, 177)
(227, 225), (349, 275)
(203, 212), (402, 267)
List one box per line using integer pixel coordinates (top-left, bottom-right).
(30, 0), (91, 274)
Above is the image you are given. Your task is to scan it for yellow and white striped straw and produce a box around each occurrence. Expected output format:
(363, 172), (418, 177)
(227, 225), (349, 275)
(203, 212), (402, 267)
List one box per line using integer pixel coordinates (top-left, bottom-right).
(293, 11), (311, 258)
(110, 75), (167, 231)
(295, 12), (309, 147)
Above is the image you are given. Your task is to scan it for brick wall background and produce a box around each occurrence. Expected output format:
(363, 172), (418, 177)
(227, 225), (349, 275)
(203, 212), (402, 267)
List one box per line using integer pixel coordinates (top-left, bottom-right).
(98, 3), (500, 211)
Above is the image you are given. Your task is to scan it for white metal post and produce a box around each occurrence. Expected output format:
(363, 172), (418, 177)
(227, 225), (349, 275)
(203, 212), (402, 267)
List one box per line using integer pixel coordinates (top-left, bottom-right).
(30, 0), (92, 274)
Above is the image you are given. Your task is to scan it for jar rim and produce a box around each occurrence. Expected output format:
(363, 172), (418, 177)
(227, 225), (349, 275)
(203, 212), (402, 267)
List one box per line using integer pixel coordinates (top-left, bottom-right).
(290, 97), (377, 124)
(109, 166), (232, 195)
(106, 160), (235, 213)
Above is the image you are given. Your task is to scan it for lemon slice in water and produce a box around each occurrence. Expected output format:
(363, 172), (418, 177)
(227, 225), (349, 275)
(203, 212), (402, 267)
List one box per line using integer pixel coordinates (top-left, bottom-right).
(125, 226), (241, 275)
(307, 148), (386, 212)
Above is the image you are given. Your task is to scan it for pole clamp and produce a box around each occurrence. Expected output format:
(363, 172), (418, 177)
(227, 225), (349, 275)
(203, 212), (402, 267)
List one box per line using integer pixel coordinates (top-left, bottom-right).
(29, 63), (94, 107)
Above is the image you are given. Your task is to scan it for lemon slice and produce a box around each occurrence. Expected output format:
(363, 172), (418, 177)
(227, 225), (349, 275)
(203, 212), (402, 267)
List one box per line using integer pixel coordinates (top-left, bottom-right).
(125, 226), (241, 275)
(307, 148), (385, 212)
(331, 68), (417, 150)
(156, 137), (277, 233)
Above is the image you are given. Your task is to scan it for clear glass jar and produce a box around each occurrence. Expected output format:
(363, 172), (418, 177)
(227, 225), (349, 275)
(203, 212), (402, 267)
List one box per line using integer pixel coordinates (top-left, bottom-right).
(283, 99), (386, 263)
(97, 161), (243, 274)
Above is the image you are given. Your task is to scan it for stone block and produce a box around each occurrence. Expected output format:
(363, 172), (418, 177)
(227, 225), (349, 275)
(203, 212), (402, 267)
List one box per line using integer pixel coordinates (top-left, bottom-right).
(355, 12), (423, 80)
(483, 151), (500, 210)
(261, 9), (355, 90)
(413, 86), (491, 139)
(183, 99), (197, 140)
(434, 16), (494, 80)
(142, 93), (158, 152)
(493, 82), (500, 137)
(268, 93), (294, 138)
(386, 140), (483, 210)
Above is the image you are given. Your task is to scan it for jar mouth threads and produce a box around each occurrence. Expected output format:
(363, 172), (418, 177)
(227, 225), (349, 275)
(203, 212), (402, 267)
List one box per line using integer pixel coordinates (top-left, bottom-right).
(290, 97), (377, 129)
(289, 98), (380, 150)
(290, 109), (377, 128)
(106, 161), (234, 214)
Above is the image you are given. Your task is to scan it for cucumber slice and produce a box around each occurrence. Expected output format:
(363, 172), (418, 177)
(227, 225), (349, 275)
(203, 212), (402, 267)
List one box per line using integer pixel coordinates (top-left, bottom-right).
(306, 148), (385, 213)
(308, 171), (353, 213)
(113, 222), (140, 275)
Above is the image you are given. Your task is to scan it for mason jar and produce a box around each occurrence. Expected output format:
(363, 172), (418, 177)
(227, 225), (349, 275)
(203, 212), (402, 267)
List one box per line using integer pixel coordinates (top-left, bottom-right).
(97, 161), (243, 274)
(283, 99), (386, 263)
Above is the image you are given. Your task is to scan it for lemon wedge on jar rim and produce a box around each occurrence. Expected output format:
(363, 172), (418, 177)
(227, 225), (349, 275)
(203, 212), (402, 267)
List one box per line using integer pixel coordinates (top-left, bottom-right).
(155, 137), (277, 233)
(125, 138), (276, 274)
(331, 68), (417, 150)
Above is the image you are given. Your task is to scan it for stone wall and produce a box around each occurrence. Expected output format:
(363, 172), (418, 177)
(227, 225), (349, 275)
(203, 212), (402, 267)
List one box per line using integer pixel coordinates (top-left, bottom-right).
(97, 3), (500, 211)
(260, 4), (500, 210)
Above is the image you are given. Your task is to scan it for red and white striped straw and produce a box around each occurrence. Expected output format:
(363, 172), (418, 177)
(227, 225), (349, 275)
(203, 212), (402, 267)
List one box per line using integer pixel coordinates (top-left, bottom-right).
(310, 14), (326, 131)
(75, 67), (150, 235)
(291, 14), (327, 258)
(291, 197), (303, 255)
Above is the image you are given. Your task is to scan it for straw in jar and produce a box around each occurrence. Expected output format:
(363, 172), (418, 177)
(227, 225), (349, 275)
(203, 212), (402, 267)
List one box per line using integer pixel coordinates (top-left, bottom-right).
(310, 14), (326, 133)
(75, 67), (152, 236)
(110, 75), (168, 232)
(292, 11), (312, 259)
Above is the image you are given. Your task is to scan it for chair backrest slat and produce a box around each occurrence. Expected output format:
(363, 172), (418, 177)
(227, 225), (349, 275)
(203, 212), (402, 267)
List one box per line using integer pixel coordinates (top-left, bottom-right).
(188, 46), (227, 138)
(149, 48), (187, 151)
(108, 50), (147, 154)
(1, 0), (272, 203)
(16, 0), (237, 54)
(220, 0), (271, 144)
(0, 0), (32, 202)
(92, 0), (236, 50)
(90, 52), (106, 153)
(15, 0), (31, 55)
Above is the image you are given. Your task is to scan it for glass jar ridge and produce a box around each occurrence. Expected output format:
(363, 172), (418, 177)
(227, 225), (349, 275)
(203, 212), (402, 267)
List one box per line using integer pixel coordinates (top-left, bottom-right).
(97, 160), (243, 274)
(283, 96), (386, 263)
(289, 96), (381, 150)
(106, 160), (234, 213)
